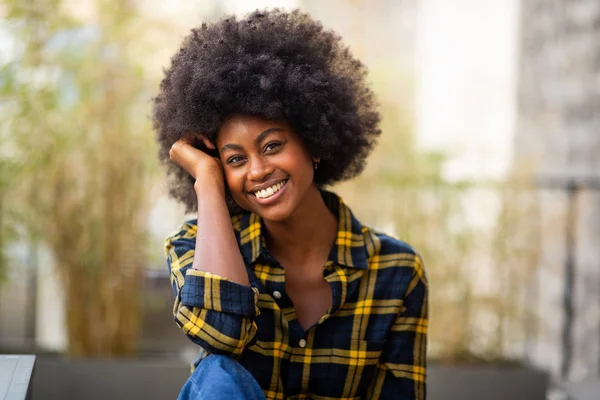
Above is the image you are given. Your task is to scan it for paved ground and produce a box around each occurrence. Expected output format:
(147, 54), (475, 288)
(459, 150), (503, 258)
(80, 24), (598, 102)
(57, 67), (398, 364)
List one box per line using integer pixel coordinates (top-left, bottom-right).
(561, 379), (600, 400)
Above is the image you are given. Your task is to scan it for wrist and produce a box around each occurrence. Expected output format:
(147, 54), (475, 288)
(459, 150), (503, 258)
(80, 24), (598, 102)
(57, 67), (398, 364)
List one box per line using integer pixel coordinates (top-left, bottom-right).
(194, 178), (225, 198)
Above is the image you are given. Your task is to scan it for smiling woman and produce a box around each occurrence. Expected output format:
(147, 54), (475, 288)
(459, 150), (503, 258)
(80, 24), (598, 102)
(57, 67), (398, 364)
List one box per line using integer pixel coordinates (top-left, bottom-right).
(217, 116), (317, 222)
(154, 9), (428, 400)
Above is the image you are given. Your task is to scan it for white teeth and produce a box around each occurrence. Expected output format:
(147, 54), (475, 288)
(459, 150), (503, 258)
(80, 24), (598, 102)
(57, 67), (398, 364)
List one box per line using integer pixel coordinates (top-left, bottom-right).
(253, 180), (286, 199)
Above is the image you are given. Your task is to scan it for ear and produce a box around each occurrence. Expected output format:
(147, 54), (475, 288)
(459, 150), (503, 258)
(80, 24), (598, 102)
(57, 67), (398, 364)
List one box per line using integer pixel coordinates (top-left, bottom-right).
(312, 157), (320, 170)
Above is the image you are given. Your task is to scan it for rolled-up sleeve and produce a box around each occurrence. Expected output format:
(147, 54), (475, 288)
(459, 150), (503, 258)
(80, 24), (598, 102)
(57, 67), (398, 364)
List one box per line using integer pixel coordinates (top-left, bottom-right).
(165, 222), (259, 357)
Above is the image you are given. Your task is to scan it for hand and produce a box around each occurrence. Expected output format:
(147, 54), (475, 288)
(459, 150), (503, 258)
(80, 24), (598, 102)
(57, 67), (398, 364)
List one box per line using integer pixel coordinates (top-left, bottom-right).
(169, 133), (225, 193)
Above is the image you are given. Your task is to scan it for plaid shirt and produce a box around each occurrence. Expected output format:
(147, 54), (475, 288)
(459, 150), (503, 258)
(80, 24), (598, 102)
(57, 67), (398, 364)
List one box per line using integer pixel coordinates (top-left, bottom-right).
(166, 191), (428, 399)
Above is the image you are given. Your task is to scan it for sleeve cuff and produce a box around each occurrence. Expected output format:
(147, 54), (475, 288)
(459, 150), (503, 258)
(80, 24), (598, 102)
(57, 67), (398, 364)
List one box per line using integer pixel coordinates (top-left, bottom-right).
(180, 270), (258, 318)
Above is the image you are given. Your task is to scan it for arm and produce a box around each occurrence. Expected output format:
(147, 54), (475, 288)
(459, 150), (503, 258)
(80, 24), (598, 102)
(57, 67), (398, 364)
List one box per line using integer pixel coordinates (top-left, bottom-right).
(170, 135), (248, 284)
(166, 137), (258, 356)
(366, 255), (428, 399)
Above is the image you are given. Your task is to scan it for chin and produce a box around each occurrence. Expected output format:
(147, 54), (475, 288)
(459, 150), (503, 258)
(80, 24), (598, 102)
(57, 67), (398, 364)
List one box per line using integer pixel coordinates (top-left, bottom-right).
(245, 199), (294, 222)
(229, 193), (287, 218)
(257, 208), (294, 223)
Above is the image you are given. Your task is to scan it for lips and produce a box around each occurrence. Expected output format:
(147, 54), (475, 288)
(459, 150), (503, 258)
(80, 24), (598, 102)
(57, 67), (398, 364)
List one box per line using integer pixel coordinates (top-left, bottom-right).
(251, 179), (288, 199)
(247, 179), (289, 205)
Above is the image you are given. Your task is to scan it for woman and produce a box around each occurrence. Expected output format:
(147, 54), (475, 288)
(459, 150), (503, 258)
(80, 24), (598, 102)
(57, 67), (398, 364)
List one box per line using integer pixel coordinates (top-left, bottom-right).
(154, 9), (427, 400)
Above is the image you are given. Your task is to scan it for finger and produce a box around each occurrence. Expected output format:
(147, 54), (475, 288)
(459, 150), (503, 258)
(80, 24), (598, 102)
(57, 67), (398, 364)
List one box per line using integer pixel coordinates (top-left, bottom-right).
(202, 137), (216, 150)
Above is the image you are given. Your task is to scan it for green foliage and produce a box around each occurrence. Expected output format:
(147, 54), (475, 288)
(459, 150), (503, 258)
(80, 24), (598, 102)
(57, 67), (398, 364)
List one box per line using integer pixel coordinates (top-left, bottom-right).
(0, 133), (20, 283)
(1, 0), (157, 356)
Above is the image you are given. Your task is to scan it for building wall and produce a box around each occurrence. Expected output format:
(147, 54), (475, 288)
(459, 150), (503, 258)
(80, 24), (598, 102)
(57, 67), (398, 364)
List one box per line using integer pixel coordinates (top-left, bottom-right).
(416, 0), (519, 181)
(517, 0), (600, 379)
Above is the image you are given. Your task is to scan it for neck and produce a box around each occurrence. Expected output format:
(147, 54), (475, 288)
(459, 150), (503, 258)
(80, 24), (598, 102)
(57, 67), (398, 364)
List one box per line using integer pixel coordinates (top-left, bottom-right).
(263, 187), (338, 265)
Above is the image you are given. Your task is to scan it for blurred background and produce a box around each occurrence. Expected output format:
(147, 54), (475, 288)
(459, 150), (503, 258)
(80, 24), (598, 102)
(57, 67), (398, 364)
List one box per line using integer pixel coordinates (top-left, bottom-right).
(1, 0), (599, 398)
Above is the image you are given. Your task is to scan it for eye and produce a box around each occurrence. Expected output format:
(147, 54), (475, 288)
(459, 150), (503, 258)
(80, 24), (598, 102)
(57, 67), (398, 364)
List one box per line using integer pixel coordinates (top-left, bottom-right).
(227, 155), (245, 165)
(264, 141), (282, 153)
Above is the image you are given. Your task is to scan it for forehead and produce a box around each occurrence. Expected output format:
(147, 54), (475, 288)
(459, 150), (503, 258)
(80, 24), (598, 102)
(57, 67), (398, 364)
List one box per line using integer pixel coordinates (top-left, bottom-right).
(217, 115), (289, 144)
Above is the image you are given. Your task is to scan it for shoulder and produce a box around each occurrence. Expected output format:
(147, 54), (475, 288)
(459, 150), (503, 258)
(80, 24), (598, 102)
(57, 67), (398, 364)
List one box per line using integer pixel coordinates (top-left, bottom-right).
(165, 218), (197, 246)
(373, 230), (419, 257)
(164, 219), (197, 258)
(364, 228), (427, 283)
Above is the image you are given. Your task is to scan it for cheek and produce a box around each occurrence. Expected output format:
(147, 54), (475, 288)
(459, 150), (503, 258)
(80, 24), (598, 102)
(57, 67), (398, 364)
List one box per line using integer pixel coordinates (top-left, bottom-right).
(224, 171), (250, 208)
(291, 155), (315, 181)
(223, 169), (243, 193)
(280, 148), (313, 174)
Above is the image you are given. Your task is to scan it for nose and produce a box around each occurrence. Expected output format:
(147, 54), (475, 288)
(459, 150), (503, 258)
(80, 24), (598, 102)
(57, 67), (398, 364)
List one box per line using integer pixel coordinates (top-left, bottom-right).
(247, 155), (274, 182)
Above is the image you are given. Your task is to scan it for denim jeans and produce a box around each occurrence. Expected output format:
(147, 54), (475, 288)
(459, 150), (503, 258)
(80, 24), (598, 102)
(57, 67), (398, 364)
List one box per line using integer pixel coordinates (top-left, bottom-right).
(178, 355), (266, 400)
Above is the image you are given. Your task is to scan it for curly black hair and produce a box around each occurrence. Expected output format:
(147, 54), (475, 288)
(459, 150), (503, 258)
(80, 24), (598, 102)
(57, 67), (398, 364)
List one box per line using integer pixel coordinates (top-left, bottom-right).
(153, 9), (381, 213)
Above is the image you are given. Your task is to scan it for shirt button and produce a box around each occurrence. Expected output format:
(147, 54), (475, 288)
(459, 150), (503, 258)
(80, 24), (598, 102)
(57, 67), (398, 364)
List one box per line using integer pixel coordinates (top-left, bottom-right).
(272, 291), (282, 299)
(298, 339), (307, 348)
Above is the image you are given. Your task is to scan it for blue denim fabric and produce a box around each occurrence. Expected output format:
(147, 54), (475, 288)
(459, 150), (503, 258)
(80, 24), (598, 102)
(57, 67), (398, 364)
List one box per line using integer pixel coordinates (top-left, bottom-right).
(178, 355), (266, 400)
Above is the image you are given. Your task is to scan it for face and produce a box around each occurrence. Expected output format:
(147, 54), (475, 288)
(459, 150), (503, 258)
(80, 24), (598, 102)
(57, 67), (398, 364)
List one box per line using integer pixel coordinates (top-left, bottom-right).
(217, 115), (317, 222)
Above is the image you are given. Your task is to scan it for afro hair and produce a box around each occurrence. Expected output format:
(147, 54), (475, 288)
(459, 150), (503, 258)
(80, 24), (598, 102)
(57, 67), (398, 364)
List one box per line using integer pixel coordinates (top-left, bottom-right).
(153, 9), (381, 213)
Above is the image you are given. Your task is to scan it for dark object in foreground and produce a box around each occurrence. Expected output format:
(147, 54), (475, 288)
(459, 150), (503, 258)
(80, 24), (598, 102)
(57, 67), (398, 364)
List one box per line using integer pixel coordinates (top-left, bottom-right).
(31, 357), (189, 400)
(29, 356), (549, 400)
(428, 363), (548, 400)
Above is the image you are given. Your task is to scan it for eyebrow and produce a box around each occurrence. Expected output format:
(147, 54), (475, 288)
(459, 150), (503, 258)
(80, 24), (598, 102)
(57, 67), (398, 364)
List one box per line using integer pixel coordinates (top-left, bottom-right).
(220, 127), (284, 153)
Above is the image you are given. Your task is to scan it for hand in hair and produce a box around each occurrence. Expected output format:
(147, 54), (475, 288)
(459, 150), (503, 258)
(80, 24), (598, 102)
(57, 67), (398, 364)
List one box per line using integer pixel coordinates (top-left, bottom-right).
(169, 134), (224, 194)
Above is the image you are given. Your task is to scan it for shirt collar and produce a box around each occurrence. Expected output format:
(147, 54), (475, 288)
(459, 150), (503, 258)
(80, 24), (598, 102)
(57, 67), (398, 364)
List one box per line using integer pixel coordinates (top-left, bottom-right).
(237, 190), (369, 269)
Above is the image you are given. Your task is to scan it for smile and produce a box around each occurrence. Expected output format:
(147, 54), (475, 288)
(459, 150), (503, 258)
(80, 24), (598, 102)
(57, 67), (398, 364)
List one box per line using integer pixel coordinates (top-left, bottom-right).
(252, 179), (288, 199)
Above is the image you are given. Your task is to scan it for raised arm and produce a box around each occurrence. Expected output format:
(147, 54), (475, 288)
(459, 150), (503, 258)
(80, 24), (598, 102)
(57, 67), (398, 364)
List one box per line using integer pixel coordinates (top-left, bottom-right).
(166, 136), (258, 356)
(169, 135), (248, 284)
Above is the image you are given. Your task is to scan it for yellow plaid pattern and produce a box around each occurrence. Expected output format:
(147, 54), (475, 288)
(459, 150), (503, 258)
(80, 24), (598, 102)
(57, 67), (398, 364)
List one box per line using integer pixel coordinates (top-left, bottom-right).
(166, 191), (428, 399)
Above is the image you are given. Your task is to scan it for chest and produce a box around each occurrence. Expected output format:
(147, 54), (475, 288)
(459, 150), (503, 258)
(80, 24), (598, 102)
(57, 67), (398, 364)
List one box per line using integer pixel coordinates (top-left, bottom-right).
(284, 267), (332, 330)
(245, 265), (399, 399)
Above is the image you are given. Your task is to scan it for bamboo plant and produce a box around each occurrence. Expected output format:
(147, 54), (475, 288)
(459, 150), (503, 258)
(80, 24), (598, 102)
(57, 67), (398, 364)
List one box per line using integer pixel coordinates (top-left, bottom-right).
(2, 0), (156, 356)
